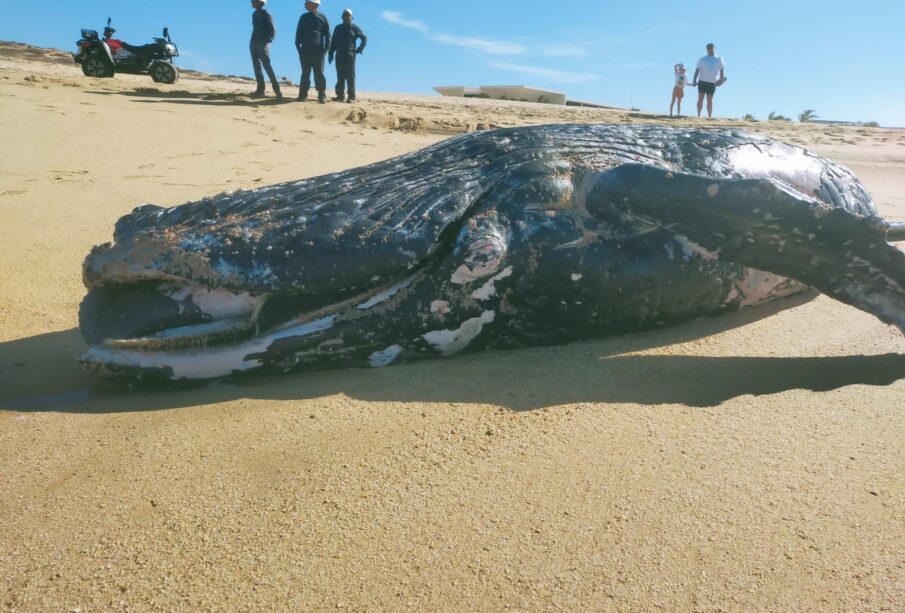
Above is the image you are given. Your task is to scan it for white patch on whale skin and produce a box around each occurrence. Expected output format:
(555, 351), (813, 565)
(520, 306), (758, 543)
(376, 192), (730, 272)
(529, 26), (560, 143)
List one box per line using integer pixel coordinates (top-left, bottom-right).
(553, 229), (601, 250)
(84, 315), (337, 380)
(213, 259), (243, 281)
(571, 273), (583, 282)
(471, 266), (513, 301)
(431, 300), (451, 314)
(356, 276), (416, 310)
(732, 269), (804, 307)
(422, 310), (496, 356)
(107, 317), (249, 344)
(676, 236), (720, 260)
(369, 345), (403, 368)
(167, 285), (264, 319)
(727, 143), (823, 195)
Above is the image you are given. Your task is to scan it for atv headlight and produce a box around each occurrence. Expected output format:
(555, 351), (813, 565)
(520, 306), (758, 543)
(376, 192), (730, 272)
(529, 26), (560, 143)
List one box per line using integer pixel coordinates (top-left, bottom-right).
(165, 44), (177, 56)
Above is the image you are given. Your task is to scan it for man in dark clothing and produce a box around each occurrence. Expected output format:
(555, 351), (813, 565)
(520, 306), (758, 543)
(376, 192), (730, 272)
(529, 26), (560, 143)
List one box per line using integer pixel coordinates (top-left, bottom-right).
(249, 0), (281, 99)
(295, 0), (331, 103)
(328, 9), (367, 103)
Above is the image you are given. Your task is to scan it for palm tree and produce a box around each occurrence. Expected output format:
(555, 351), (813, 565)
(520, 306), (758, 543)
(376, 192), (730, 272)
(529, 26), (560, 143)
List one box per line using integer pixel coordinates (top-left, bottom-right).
(768, 111), (790, 122)
(798, 109), (818, 123)
(742, 114), (758, 122)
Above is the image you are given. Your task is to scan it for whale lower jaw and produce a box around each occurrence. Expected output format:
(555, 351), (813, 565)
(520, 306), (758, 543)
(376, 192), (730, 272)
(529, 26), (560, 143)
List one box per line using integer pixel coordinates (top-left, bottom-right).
(81, 313), (338, 381)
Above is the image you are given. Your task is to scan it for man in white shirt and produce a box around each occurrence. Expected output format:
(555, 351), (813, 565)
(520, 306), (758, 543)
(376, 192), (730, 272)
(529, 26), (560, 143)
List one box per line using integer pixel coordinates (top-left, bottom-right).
(691, 43), (726, 118)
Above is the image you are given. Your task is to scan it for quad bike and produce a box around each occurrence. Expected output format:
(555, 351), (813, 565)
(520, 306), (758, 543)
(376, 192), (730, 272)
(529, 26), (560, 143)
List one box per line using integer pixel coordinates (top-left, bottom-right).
(72, 18), (180, 84)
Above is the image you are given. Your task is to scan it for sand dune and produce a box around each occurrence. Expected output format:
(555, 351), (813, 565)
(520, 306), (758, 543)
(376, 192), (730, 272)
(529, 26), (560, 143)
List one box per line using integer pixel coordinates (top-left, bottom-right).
(1, 44), (903, 611)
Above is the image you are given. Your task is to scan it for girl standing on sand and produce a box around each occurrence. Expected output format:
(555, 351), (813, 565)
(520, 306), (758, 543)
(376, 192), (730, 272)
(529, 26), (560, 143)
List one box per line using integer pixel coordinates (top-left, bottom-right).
(670, 63), (687, 117)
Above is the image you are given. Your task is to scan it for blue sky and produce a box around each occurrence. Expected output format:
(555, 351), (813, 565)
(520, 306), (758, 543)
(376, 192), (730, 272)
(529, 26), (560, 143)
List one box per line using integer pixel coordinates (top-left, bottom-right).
(3, 1), (905, 126)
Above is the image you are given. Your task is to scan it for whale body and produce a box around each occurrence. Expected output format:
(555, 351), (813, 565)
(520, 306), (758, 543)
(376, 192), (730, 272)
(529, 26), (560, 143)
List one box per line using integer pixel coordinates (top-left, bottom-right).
(78, 124), (905, 380)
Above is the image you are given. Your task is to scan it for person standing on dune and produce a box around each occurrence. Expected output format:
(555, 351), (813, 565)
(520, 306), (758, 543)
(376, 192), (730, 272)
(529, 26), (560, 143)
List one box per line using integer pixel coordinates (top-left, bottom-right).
(669, 62), (687, 117)
(249, 0), (282, 100)
(295, 0), (331, 103)
(691, 43), (726, 118)
(328, 8), (367, 103)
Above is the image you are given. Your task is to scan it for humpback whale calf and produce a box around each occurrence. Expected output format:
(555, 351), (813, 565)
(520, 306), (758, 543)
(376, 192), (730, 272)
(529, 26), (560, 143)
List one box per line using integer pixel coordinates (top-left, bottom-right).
(78, 124), (905, 380)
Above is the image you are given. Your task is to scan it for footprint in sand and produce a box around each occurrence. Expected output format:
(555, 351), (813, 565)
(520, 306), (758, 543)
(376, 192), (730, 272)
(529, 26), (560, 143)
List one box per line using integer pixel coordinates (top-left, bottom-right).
(49, 170), (88, 184)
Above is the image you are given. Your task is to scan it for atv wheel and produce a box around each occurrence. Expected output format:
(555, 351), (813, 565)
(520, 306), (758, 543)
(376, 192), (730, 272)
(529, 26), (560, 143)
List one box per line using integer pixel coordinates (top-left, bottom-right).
(82, 53), (113, 78)
(150, 62), (178, 84)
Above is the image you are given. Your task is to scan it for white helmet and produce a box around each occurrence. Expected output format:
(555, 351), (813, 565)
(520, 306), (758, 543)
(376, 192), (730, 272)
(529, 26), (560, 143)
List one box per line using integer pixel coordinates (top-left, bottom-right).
(307, 0), (321, 5)
(343, 8), (353, 17)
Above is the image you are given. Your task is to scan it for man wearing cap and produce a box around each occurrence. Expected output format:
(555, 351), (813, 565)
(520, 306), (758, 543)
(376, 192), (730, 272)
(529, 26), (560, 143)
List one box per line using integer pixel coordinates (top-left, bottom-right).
(691, 43), (725, 118)
(328, 9), (367, 103)
(249, 0), (282, 99)
(295, 0), (331, 103)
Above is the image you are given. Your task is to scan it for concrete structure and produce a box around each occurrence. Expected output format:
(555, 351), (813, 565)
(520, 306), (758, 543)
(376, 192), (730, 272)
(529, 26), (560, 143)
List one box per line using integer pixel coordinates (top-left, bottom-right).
(434, 85), (567, 106)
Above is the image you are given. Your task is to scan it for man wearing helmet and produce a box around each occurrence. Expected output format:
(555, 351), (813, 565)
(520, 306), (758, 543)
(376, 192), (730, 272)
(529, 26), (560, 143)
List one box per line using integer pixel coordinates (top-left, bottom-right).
(249, 0), (282, 99)
(295, 0), (331, 103)
(328, 9), (367, 103)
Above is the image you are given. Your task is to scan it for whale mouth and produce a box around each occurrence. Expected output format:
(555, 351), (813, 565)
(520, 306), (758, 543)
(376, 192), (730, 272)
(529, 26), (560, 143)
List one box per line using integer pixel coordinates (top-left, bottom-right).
(78, 281), (336, 379)
(78, 274), (420, 380)
(79, 282), (269, 349)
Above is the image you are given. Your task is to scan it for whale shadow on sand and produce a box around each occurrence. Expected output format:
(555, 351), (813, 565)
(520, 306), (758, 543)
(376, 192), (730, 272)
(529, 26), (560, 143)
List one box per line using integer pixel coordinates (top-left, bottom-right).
(2, 293), (904, 413)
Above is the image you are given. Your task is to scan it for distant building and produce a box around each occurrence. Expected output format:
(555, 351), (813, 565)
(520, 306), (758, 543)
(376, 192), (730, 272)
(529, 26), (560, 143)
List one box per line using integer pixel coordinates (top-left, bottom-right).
(434, 85), (567, 106)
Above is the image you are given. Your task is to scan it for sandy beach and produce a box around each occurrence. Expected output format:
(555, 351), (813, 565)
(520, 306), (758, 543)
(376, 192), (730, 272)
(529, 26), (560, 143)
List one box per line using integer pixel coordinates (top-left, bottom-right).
(1, 43), (903, 611)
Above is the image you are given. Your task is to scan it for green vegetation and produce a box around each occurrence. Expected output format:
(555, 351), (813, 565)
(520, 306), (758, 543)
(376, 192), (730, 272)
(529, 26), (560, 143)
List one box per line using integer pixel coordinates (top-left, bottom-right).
(768, 111), (791, 122)
(742, 114), (758, 122)
(798, 109), (818, 123)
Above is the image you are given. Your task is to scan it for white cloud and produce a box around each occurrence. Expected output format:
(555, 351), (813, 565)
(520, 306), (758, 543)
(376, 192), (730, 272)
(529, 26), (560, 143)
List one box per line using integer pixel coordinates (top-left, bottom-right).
(381, 11), (593, 61)
(605, 61), (660, 70)
(541, 45), (590, 58)
(382, 10), (524, 56)
(381, 10), (428, 32)
(489, 61), (600, 84)
(430, 33), (525, 56)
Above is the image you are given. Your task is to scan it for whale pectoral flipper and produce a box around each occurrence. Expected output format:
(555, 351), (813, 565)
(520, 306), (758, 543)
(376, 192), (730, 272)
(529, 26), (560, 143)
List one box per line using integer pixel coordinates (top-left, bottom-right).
(588, 164), (905, 332)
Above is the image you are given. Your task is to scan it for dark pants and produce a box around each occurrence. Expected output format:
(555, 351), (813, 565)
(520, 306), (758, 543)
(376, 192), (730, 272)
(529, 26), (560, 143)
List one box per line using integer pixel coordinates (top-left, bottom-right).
(298, 48), (326, 97)
(334, 53), (357, 100)
(250, 40), (280, 94)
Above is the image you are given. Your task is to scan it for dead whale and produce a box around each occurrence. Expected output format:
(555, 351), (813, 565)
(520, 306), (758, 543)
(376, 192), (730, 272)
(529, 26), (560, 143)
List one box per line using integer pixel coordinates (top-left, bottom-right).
(78, 124), (905, 380)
